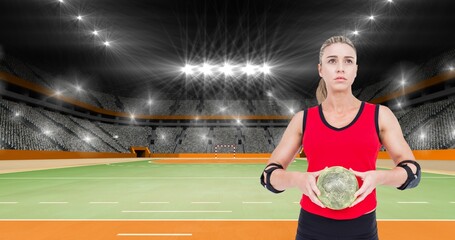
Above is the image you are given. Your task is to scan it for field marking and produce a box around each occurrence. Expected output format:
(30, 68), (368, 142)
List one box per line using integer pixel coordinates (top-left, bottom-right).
(450, 202), (455, 204)
(122, 210), (232, 213)
(191, 202), (220, 204)
(0, 202), (18, 204)
(0, 177), (257, 180)
(89, 202), (119, 204)
(118, 233), (192, 237)
(140, 202), (170, 204)
(397, 202), (429, 204)
(0, 218), (454, 221)
(242, 202), (272, 204)
(38, 202), (68, 204)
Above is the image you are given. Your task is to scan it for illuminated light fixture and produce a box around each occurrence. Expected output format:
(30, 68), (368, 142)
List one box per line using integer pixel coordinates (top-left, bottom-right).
(353, 30), (359, 35)
(266, 91), (273, 97)
(147, 99), (153, 105)
(387, 0), (393, 3)
(77, 15), (83, 21)
(289, 108), (295, 114)
(220, 63), (234, 75)
(75, 85), (82, 92)
(130, 114), (135, 119)
(104, 41), (111, 47)
(449, 66), (454, 71)
(236, 119), (241, 124)
(58, 0), (64, 3)
(219, 107), (226, 112)
(92, 30), (99, 36)
(401, 79), (406, 86)
(14, 112), (20, 117)
(397, 102), (402, 107)
(84, 136), (92, 142)
(419, 133), (425, 139)
(55, 90), (62, 96)
(43, 130), (52, 135)
(242, 64), (256, 75)
(113, 135), (119, 139)
(369, 15), (375, 20)
(161, 135), (165, 140)
(260, 64), (271, 74)
(182, 64), (194, 75)
(200, 63), (213, 75)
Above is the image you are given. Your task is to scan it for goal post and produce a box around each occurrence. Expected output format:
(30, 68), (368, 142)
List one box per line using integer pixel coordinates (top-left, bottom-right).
(214, 144), (236, 158)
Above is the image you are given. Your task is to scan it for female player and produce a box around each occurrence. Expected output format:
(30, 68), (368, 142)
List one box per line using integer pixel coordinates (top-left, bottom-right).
(260, 36), (420, 240)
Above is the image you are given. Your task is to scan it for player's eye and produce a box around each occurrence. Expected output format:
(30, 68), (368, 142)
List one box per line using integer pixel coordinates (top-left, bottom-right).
(328, 59), (336, 64)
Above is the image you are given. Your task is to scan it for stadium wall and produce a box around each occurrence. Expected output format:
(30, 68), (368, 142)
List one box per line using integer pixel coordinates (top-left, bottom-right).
(377, 149), (455, 160)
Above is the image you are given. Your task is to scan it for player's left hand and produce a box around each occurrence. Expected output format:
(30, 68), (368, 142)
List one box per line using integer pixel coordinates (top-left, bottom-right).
(349, 168), (380, 208)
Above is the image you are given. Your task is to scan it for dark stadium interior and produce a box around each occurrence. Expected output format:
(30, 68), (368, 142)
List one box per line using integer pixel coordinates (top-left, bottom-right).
(0, 0), (454, 99)
(0, 0), (454, 153)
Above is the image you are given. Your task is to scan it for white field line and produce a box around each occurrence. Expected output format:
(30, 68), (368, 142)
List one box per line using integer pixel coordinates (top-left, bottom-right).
(191, 202), (220, 204)
(89, 202), (119, 204)
(122, 210), (232, 213)
(118, 233), (192, 237)
(242, 202), (272, 204)
(38, 202), (68, 204)
(397, 202), (429, 204)
(0, 177), (256, 180)
(140, 202), (170, 204)
(449, 202), (455, 204)
(0, 202), (18, 204)
(0, 219), (454, 221)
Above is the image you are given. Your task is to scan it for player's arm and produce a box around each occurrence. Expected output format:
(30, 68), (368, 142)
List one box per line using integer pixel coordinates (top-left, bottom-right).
(375, 105), (419, 188)
(350, 105), (421, 207)
(260, 111), (324, 207)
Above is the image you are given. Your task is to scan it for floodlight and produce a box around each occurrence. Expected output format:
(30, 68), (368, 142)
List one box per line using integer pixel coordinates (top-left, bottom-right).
(113, 135), (119, 139)
(92, 30), (99, 36)
(55, 90), (62, 96)
(401, 79), (406, 86)
(220, 63), (234, 75)
(266, 91), (273, 97)
(236, 119), (241, 124)
(44, 130), (52, 135)
(419, 133), (425, 139)
(104, 41), (110, 47)
(353, 30), (359, 35)
(260, 64), (271, 74)
(147, 99), (153, 105)
(14, 112), (20, 117)
(369, 15), (375, 20)
(75, 85), (82, 92)
(182, 64), (194, 75)
(243, 64), (256, 75)
(77, 15), (83, 21)
(289, 108), (295, 114)
(200, 63), (213, 75)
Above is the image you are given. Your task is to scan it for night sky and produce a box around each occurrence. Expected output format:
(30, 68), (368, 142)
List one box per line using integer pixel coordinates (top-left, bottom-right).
(0, 0), (454, 99)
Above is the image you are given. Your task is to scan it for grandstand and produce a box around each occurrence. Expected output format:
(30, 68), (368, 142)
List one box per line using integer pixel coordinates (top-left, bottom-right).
(1, 51), (455, 152)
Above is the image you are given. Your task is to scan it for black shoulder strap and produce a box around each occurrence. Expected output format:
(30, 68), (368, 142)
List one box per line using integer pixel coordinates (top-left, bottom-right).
(302, 109), (308, 145)
(375, 104), (382, 144)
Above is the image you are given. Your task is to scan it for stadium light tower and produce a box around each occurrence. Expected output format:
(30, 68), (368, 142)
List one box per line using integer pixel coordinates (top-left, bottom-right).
(182, 64), (194, 75)
(261, 64), (271, 75)
(243, 64), (256, 75)
(200, 63), (213, 76)
(220, 63), (234, 76)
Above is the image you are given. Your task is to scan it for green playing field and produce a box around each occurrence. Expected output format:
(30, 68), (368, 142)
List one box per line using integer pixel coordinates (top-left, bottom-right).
(0, 159), (453, 220)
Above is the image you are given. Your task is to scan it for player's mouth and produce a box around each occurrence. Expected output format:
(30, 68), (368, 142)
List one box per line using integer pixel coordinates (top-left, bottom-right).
(335, 76), (347, 81)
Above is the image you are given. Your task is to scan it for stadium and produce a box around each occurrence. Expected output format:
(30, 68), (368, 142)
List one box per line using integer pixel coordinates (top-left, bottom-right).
(0, 0), (454, 239)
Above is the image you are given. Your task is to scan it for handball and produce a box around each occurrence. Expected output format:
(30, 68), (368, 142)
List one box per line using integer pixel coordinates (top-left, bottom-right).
(316, 166), (358, 210)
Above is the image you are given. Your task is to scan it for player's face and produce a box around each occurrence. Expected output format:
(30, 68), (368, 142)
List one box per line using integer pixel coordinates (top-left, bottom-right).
(318, 43), (358, 93)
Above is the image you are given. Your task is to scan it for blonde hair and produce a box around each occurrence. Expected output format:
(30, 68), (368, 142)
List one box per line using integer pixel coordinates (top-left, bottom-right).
(316, 36), (356, 104)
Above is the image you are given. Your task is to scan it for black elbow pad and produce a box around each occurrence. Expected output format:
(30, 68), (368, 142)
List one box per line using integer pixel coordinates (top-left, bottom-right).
(260, 163), (285, 194)
(397, 160), (421, 190)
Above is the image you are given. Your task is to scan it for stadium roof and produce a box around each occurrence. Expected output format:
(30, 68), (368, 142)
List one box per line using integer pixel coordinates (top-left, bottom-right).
(0, 0), (454, 99)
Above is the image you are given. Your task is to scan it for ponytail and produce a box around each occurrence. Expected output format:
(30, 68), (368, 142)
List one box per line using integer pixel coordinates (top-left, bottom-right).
(316, 78), (327, 104)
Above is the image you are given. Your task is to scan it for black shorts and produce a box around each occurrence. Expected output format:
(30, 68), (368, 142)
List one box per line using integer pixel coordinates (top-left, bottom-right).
(296, 208), (379, 240)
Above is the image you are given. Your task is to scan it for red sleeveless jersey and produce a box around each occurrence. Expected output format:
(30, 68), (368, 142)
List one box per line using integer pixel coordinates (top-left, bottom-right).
(300, 101), (382, 220)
